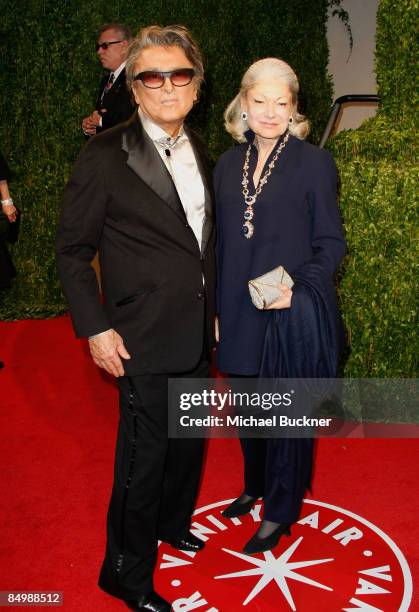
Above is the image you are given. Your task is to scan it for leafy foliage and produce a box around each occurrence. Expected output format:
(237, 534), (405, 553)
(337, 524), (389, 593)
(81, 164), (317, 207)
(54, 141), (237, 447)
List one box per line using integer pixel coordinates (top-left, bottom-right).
(332, 155), (417, 376)
(328, 0), (418, 376)
(0, 0), (332, 319)
(328, 0), (353, 54)
(375, 0), (419, 124)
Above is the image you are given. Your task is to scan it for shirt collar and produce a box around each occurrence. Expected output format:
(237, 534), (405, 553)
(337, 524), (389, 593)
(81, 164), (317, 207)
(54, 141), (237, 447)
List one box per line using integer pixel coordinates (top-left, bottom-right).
(245, 128), (289, 148)
(110, 61), (126, 81)
(138, 107), (188, 148)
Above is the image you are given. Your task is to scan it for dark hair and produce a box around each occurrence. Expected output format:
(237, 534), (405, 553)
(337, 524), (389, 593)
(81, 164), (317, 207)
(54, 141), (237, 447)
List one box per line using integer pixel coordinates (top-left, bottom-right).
(98, 23), (133, 42)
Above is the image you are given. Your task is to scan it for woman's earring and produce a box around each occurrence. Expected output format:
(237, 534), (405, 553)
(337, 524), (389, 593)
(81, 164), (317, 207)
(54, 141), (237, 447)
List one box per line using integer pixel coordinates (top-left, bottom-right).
(241, 111), (248, 121)
(288, 116), (294, 124)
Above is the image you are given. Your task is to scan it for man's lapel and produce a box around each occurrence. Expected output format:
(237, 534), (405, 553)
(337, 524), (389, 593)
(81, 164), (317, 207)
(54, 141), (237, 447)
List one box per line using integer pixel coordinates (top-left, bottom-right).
(121, 114), (186, 222)
(185, 126), (214, 257)
(96, 74), (108, 108)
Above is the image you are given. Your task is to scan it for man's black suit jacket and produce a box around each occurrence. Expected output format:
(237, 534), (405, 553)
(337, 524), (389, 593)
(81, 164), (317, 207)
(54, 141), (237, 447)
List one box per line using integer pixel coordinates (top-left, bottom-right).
(56, 113), (216, 376)
(95, 68), (135, 134)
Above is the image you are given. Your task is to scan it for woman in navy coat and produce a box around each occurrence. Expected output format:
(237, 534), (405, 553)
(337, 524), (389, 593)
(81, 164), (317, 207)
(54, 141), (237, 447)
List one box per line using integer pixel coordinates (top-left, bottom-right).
(214, 58), (346, 554)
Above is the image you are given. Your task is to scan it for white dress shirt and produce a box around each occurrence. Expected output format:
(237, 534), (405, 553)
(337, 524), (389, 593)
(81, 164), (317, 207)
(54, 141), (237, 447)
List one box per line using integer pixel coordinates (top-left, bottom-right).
(110, 61), (126, 82)
(138, 107), (206, 250)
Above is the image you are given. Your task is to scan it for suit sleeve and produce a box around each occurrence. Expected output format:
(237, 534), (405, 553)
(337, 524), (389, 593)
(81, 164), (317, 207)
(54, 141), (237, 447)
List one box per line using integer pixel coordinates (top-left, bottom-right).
(55, 140), (111, 338)
(0, 151), (10, 182)
(99, 88), (135, 131)
(298, 149), (346, 277)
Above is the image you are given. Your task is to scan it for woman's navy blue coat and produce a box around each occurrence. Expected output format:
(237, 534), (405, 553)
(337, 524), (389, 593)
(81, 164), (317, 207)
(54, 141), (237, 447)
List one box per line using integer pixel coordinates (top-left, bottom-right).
(214, 132), (347, 375)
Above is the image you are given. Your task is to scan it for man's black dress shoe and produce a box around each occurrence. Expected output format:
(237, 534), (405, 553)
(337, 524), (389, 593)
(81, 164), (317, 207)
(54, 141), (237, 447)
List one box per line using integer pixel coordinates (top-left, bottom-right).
(166, 530), (205, 552)
(243, 523), (291, 555)
(222, 495), (258, 518)
(124, 590), (171, 611)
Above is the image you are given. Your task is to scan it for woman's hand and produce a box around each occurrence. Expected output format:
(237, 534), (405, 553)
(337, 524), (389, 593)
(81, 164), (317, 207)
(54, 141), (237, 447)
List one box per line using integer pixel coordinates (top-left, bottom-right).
(265, 283), (293, 310)
(1, 203), (17, 222)
(215, 316), (220, 343)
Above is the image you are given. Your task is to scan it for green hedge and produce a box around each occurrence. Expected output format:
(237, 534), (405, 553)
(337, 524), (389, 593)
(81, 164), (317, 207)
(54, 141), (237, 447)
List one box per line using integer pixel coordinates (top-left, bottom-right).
(333, 155), (417, 376)
(0, 0), (332, 320)
(329, 0), (418, 377)
(375, 0), (419, 123)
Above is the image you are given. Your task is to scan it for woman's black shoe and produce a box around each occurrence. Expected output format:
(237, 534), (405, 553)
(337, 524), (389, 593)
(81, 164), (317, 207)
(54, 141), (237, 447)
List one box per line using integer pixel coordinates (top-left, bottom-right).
(243, 523), (291, 554)
(222, 495), (258, 518)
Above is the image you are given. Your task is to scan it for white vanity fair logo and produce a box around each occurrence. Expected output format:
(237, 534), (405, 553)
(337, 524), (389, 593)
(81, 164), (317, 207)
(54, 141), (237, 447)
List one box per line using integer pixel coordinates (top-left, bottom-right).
(215, 537), (334, 607)
(156, 499), (412, 611)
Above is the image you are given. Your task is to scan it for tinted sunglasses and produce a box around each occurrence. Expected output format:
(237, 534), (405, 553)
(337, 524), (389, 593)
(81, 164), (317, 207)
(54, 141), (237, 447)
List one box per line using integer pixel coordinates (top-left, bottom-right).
(96, 40), (124, 51)
(134, 68), (195, 89)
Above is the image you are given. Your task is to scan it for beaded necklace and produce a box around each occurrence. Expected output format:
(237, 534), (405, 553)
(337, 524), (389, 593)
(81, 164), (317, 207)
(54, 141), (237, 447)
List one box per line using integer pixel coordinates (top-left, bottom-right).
(241, 132), (290, 238)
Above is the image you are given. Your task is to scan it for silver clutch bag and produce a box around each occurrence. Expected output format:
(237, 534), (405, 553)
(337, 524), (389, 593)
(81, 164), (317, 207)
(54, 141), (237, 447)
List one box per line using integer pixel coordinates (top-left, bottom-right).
(248, 266), (294, 310)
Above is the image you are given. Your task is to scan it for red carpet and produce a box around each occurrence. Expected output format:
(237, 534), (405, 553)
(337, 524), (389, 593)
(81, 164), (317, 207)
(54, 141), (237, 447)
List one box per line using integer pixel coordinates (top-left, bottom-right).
(0, 316), (417, 610)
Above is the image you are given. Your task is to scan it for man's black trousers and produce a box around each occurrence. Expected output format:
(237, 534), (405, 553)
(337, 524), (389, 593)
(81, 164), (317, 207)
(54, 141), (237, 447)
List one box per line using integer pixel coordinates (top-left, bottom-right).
(98, 357), (209, 599)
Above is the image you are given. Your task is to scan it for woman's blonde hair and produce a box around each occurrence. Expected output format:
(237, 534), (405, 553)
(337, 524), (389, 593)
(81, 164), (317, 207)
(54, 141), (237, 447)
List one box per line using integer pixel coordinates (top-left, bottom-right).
(224, 57), (310, 142)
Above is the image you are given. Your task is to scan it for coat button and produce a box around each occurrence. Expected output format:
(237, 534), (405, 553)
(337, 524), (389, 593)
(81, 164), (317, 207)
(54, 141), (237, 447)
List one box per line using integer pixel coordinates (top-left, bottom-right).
(197, 291), (205, 300)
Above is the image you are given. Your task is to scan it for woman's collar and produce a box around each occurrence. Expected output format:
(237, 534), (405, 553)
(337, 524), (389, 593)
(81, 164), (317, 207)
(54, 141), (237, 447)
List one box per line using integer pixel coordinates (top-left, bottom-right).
(245, 128), (289, 148)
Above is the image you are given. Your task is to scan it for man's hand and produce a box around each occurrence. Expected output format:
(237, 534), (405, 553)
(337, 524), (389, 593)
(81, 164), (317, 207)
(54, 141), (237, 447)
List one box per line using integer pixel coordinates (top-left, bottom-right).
(89, 110), (103, 125)
(88, 328), (131, 377)
(81, 114), (97, 135)
(265, 284), (293, 310)
(82, 110), (105, 135)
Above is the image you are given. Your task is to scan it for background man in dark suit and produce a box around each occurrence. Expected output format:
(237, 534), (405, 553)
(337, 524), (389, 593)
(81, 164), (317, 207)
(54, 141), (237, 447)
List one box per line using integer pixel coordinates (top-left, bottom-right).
(56, 25), (215, 612)
(82, 23), (135, 137)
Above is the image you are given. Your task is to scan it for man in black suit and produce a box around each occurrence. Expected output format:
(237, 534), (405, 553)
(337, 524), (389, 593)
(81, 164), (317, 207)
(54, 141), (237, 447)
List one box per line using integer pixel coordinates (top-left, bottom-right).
(82, 23), (135, 137)
(57, 25), (215, 612)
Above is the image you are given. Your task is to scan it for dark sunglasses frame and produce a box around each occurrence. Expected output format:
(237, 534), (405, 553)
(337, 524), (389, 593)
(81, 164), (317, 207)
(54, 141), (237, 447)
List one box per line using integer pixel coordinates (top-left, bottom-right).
(134, 68), (196, 88)
(95, 40), (125, 51)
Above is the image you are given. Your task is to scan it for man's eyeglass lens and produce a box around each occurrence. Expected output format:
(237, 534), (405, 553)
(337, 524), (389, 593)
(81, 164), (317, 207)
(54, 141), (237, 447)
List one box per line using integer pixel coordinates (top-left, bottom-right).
(134, 69), (195, 89)
(96, 40), (124, 51)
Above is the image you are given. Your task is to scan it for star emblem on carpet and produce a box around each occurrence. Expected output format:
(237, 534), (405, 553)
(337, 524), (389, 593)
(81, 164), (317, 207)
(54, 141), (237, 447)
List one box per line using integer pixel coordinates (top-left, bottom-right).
(214, 536), (334, 609)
